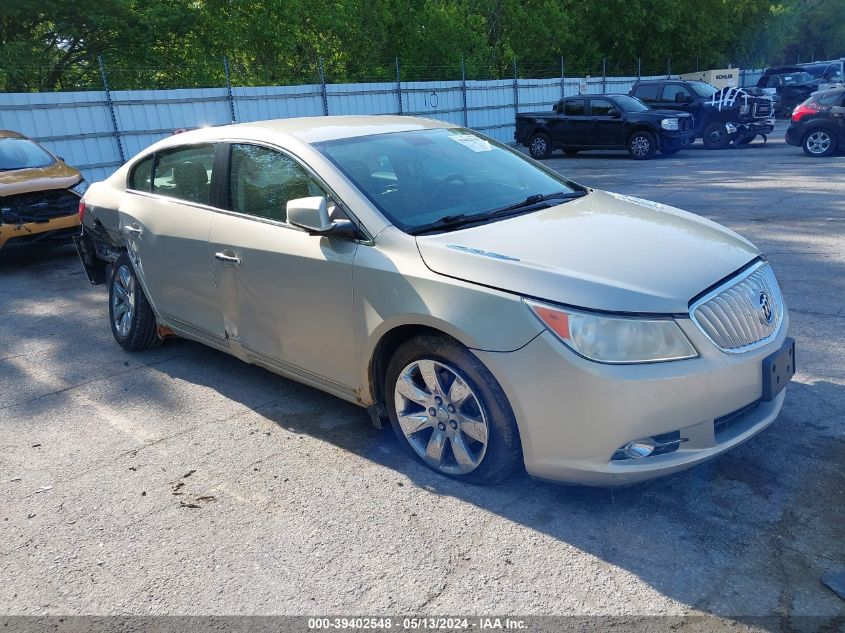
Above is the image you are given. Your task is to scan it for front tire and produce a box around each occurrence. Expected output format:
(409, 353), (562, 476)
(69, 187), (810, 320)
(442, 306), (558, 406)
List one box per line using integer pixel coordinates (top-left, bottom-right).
(385, 334), (521, 485)
(802, 129), (837, 157)
(628, 131), (656, 160)
(528, 132), (552, 159)
(109, 253), (160, 351)
(703, 123), (731, 149)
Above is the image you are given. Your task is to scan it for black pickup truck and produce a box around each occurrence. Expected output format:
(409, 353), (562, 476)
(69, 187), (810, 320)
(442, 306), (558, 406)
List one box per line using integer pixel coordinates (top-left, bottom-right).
(630, 79), (775, 148)
(515, 94), (695, 160)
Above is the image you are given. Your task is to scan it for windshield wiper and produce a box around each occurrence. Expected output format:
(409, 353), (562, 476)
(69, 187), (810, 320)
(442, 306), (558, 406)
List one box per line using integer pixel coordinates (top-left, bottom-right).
(410, 190), (587, 236)
(487, 190), (586, 218)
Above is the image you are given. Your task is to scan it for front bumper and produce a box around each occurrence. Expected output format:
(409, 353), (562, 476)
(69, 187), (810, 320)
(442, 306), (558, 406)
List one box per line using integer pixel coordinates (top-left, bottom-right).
(0, 213), (80, 251)
(474, 313), (790, 485)
(659, 129), (695, 150)
(731, 118), (775, 137)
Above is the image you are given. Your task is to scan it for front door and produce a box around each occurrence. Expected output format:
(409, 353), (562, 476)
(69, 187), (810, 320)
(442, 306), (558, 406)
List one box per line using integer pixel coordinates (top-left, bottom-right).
(119, 143), (226, 343)
(208, 143), (359, 390)
(589, 98), (624, 146)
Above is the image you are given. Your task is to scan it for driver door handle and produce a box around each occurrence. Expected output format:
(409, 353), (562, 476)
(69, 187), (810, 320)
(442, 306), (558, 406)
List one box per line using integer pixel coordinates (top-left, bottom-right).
(214, 251), (241, 266)
(122, 224), (143, 236)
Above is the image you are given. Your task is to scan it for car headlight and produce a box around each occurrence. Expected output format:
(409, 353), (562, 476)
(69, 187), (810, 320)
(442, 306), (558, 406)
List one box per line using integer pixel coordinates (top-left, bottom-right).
(660, 118), (679, 131)
(525, 299), (698, 364)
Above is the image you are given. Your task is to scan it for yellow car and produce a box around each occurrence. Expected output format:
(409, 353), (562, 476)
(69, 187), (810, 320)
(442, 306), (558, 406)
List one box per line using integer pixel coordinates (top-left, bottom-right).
(0, 130), (84, 251)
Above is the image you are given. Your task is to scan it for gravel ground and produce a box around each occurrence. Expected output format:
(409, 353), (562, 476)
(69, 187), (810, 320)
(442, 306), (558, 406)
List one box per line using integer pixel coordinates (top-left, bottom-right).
(0, 122), (842, 627)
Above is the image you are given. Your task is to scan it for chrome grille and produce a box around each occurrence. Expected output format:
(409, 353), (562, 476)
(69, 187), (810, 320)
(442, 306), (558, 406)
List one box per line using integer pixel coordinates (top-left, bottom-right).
(753, 100), (773, 118)
(690, 262), (784, 353)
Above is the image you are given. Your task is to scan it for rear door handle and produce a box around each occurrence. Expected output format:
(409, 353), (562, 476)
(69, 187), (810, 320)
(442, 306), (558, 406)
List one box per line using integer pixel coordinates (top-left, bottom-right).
(122, 223), (142, 236)
(214, 251), (241, 265)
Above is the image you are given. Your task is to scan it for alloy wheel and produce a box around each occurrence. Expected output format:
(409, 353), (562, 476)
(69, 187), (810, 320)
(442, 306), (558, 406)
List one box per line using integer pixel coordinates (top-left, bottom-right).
(112, 264), (136, 338)
(806, 131), (832, 155)
(393, 359), (489, 475)
(631, 136), (650, 157)
(530, 136), (547, 156)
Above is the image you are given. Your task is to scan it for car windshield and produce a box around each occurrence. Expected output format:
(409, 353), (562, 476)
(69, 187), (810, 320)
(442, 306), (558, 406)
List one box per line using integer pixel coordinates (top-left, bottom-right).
(614, 95), (650, 112)
(0, 138), (55, 171)
(780, 72), (813, 85)
(315, 128), (580, 233)
(689, 81), (718, 97)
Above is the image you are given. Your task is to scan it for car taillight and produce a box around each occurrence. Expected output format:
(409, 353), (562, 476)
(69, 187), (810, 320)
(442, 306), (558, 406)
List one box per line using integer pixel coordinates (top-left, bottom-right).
(78, 198), (86, 222)
(791, 102), (823, 122)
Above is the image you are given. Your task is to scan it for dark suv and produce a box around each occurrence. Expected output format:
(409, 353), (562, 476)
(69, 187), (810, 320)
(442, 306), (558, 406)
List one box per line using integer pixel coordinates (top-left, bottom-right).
(515, 94), (694, 160)
(630, 79), (774, 148)
(785, 88), (845, 157)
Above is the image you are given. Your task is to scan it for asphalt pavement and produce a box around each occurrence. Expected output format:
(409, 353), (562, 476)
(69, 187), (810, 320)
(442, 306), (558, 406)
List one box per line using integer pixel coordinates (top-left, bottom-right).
(0, 122), (842, 628)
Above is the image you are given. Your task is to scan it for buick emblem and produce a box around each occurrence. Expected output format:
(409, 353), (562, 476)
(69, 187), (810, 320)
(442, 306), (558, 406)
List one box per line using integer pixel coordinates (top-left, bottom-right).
(759, 292), (773, 324)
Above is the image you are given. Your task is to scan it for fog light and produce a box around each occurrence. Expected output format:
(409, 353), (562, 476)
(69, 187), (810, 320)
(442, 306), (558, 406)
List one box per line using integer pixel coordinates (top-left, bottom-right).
(623, 439), (657, 459)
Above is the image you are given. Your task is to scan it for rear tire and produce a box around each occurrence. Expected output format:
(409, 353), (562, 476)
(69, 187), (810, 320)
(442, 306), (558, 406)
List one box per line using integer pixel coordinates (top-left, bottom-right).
(703, 123), (731, 149)
(528, 132), (552, 159)
(628, 131), (656, 160)
(385, 333), (521, 485)
(802, 129), (837, 157)
(109, 253), (161, 351)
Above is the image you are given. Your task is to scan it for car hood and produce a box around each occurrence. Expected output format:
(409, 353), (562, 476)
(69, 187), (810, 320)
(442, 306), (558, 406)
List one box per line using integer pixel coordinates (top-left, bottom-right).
(415, 190), (759, 314)
(0, 161), (82, 197)
(645, 110), (694, 119)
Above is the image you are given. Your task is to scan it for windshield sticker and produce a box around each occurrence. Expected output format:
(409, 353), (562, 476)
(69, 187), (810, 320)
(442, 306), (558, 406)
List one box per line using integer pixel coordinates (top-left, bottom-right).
(447, 244), (520, 261)
(449, 133), (492, 152)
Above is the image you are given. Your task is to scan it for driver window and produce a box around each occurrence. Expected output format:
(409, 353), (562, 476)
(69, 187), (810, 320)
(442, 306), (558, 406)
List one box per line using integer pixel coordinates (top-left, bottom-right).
(590, 99), (615, 116)
(661, 85), (691, 102)
(229, 144), (327, 222)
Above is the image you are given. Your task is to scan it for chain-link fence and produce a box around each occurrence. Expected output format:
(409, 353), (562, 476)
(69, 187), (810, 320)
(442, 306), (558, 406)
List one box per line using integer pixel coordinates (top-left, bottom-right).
(0, 56), (766, 185)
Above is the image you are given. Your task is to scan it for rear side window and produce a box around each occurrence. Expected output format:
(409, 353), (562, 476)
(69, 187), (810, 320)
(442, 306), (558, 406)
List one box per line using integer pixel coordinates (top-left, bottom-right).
(152, 144), (216, 205)
(128, 155), (154, 192)
(633, 84), (660, 103)
(563, 100), (585, 116)
(815, 92), (843, 106)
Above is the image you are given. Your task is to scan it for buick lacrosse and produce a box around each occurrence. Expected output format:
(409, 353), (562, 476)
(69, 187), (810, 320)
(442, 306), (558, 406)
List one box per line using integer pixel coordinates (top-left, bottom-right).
(75, 116), (793, 485)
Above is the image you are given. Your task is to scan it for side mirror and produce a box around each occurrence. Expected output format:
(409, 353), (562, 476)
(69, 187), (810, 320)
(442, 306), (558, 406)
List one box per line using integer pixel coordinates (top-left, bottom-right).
(287, 196), (332, 233)
(287, 196), (363, 240)
(608, 108), (621, 118)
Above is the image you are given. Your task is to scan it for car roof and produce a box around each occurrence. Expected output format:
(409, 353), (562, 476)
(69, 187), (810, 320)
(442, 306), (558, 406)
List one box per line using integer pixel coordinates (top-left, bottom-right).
(163, 115), (458, 146)
(0, 130), (28, 140)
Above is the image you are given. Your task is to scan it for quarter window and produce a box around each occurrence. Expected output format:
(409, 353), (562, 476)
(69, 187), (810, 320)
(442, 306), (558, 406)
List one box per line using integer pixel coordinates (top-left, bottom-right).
(228, 144), (327, 222)
(152, 144), (216, 205)
(128, 155), (154, 192)
(563, 100), (585, 116)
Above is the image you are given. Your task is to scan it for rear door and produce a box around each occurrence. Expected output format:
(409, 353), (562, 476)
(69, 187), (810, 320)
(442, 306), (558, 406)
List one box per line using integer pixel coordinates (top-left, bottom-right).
(208, 143), (359, 389)
(554, 99), (589, 146)
(632, 84), (661, 107)
(119, 143), (226, 344)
